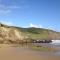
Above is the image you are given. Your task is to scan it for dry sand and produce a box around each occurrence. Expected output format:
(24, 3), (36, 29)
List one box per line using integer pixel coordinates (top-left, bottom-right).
(0, 44), (60, 60)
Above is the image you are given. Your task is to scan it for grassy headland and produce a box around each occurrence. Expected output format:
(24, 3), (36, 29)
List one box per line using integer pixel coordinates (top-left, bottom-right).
(0, 23), (60, 44)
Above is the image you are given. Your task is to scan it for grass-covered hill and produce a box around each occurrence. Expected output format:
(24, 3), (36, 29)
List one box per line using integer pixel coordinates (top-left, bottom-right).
(15, 27), (60, 40)
(0, 23), (60, 44)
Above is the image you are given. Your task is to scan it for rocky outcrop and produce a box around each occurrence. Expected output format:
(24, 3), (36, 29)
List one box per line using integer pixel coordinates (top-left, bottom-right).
(0, 23), (26, 44)
(0, 23), (60, 44)
(48, 31), (60, 40)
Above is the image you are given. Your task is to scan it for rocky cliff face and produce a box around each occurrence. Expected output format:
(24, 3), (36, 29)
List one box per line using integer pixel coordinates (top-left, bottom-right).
(48, 31), (60, 40)
(0, 23), (25, 44)
(0, 23), (60, 44)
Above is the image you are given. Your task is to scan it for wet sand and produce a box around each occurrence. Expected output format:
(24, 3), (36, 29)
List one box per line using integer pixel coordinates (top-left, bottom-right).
(0, 46), (60, 60)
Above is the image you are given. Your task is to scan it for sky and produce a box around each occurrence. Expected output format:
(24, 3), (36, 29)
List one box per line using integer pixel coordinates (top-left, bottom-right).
(0, 0), (60, 32)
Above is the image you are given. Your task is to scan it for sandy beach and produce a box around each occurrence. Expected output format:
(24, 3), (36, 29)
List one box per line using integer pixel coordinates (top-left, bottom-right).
(0, 44), (60, 60)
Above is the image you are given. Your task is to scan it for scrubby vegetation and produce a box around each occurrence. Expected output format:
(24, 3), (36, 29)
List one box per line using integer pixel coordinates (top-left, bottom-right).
(0, 23), (60, 44)
(15, 27), (60, 40)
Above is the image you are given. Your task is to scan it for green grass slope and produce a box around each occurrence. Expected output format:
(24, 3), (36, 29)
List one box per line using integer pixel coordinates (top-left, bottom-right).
(0, 23), (60, 41)
(14, 27), (60, 40)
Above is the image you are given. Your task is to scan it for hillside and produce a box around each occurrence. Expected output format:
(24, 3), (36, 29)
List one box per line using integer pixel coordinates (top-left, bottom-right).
(16, 27), (60, 40)
(0, 23), (60, 44)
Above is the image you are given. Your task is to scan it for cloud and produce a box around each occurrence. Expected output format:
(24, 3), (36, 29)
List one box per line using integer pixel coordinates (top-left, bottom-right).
(0, 9), (11, 14)
(0, 20), (13, 26)
(30, 23), (43, 28)
(0, 4), (20, 14)
(8, 5), (20, 9)
(0, 0), (30, 14)
(47, 27), (56, 31)
(0, 4), (20, 9)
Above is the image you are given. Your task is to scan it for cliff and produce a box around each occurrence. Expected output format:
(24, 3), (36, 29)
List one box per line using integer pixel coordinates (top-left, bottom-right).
(0, 23), (60, 44)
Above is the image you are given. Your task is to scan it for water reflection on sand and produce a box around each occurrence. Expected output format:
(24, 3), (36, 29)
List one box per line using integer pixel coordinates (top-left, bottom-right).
(9, 43), (60, 56)
(0, 43), (60, 60)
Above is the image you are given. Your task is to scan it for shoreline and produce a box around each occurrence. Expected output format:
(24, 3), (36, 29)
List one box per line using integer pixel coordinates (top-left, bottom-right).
(0, 44), (60, 60)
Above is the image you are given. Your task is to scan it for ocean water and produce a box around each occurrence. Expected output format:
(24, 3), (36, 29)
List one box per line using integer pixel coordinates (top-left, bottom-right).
(27, 43), (60, 56)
